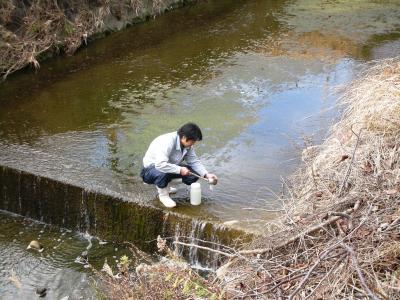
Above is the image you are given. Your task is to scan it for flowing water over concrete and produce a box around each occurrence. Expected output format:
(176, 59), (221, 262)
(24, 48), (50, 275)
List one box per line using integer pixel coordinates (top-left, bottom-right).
(0, 0), (400, 296)
(0, 148), (248, 256)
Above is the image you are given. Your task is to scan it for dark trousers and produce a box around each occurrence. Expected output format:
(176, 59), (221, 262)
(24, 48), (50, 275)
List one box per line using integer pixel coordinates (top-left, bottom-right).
(140, 165), (199, 188)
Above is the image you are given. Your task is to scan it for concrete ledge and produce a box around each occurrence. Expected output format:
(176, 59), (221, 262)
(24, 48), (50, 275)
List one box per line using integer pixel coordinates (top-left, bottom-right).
(0, 143), (253, 265)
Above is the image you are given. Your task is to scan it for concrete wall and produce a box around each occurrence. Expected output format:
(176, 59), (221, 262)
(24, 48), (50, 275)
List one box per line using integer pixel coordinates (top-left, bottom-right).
(0, 144), (252, 266)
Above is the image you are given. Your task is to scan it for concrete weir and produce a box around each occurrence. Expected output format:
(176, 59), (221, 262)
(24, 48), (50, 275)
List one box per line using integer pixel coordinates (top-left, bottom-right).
(0, 143), (252, 266)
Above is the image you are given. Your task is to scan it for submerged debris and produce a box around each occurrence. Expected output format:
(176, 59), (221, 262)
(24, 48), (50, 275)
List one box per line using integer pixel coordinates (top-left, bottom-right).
(27, 240), (44, 252)
(35, 287), (47, 297)
(8, 270), (22, 289)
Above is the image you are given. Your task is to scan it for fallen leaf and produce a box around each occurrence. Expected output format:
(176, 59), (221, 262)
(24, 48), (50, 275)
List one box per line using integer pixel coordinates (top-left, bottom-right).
(355, 226), (372, 238)
(282, 282), (292, 291)
(362, 162), (373, 173)
(378, 223), (389, 231)
(337, 218), (348, 232)
(386, 189), (399, 195)
(389, 233), (400, 240)
(382, 159), (393, 169)
(339, 155), (349, 162)
(315, 191), (323, 197)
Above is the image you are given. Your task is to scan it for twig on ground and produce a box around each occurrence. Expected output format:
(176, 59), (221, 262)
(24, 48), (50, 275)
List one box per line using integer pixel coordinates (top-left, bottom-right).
(341, 242), (380, 300)
(173, 241), (234, 258)
(288, 245), (340, 300)
(338, 127), (364, 197)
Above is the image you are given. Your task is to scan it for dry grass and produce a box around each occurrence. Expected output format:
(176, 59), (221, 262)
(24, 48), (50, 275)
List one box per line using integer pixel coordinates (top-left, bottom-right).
(212, 57), (400, 299)
(292, 57), (400, 213)
(0, 0), (175, 80)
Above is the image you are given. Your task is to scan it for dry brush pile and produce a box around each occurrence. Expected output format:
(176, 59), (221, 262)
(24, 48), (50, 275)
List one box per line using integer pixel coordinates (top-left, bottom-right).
(212, 57), (400, 299)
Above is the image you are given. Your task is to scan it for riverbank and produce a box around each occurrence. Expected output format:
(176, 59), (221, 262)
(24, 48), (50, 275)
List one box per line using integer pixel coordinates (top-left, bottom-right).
(97, 57), (400, 299)
(0, 0), (194, 79)
(216, 56), (400, 299)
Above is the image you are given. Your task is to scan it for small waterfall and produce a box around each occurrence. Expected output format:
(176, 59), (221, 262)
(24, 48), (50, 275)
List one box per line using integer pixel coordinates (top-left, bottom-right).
(79, 190), (90, 232)
(204, 223), (228, 271)
(62, 185), (69, 225)
(161, 212), (169, 236)
(35, 176), (43, 221)
(169, 218), (232, 271)
(173, 223), (182, 258)
(92, 194), (97, 232)
(17, 170), (22, 213)
(188, 220), (207, 267)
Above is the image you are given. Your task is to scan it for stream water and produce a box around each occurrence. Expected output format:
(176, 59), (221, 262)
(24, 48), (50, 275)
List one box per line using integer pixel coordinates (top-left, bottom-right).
(0, 0), (399, 297)
(0, 210), (134, 299)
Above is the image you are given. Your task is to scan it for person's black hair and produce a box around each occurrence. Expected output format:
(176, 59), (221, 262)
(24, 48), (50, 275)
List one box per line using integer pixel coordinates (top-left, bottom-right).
(178, 123), (203, 141)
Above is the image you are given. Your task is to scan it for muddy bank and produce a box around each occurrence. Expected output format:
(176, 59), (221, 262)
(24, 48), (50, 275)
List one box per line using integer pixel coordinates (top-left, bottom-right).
(0, 0), (195, 79)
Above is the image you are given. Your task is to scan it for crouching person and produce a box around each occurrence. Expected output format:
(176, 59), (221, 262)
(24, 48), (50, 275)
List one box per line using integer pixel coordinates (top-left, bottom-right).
(140, 123), (218, 208)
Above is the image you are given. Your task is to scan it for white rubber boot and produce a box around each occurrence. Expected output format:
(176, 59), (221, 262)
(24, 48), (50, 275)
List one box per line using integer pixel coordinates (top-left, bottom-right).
(156, 187), (176, 208)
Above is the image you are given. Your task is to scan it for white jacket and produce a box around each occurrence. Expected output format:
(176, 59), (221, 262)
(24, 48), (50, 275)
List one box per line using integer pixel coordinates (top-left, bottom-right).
(142, 131), (208, 176)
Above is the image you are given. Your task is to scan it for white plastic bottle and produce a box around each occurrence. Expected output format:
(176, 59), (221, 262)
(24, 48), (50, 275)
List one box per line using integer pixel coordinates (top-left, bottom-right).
(190, 182), (202, 205)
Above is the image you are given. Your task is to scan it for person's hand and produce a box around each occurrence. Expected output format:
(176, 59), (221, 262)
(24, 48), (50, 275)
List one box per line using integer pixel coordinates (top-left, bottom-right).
(180, 167), (190, 176)
(205, 173), (218, 184)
